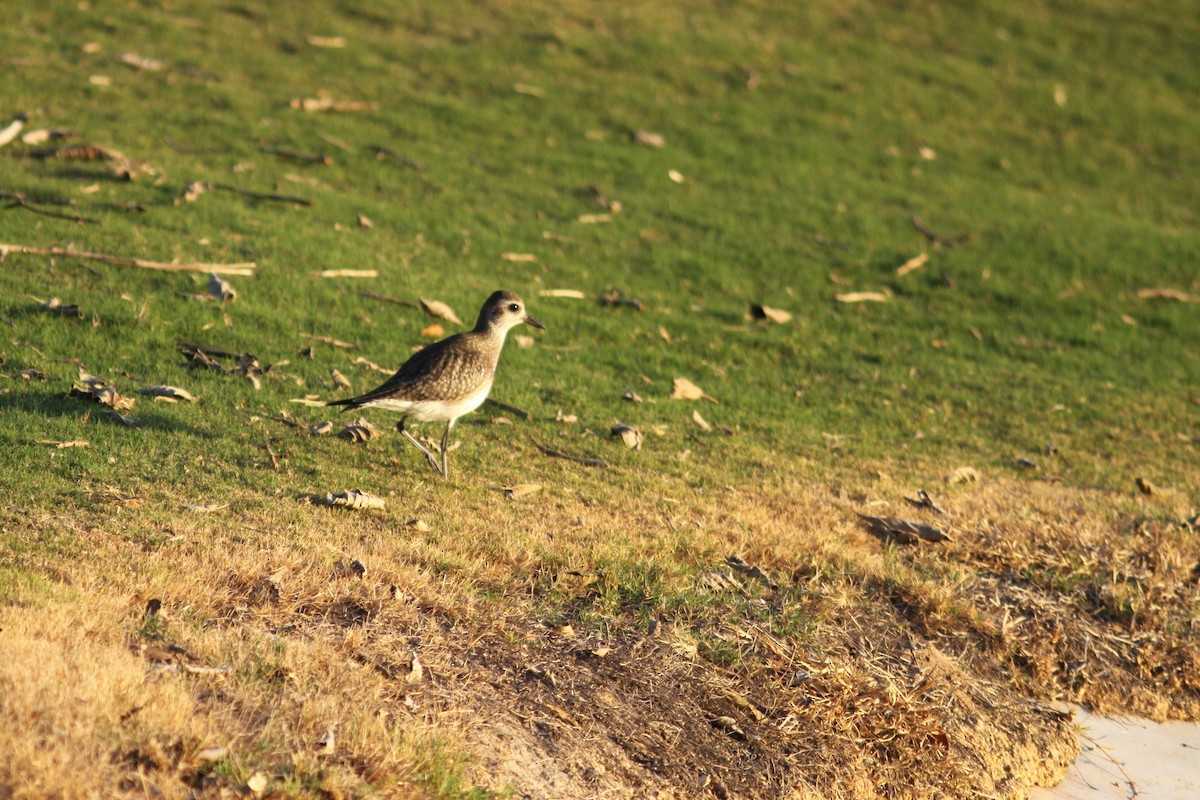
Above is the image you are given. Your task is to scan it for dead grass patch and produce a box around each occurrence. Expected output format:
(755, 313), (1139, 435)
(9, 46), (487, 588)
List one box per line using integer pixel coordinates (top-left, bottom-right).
(0, 471), (1195, 798)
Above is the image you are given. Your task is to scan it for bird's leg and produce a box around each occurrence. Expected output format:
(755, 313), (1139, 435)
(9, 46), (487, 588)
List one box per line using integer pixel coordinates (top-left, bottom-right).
(397, 418), (444, 477)
(439, 420), (453, 481)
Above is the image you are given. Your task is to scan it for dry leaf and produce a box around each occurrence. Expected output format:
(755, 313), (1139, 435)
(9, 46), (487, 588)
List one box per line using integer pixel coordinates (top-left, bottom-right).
(0, 116), (24, 148)
(419, 298), (463, 325)
(177, 180), (209, 204)
(246, 772), (269, 796)
(611, 423), (643, 450)
(309, 421), (334, 436)
(117, 53), (164, 71)
(314, 490), (386, 510)
(622, 390), (644, 403)
(748, 304), (792, 323)
(307, 35), (346, 48)
(504, 483), (542, 500)
(539, 289), (586, 299)
(405, 519), (431, 532)
(207, 273), (237, 303)
(35, 439), (90, 449)
(135, 385), (196, 402)
(726, 555), (778, 589)
(896, 252), (929, 277)
(420, 323), (445, 339)
(668, 169), (685, 183)
(315, 728), (336, 755)
(671, 377), (717, 403)
(710, 716), (746, 739)
(405, 653), (423, 684)
(947, 466), (980, 484)
(836, 291), (890, 303)
(184, 503), (228, 513)
(556, 409), (578, 424)
(290, 97), (379, 112)
(691, 409), (713, 432)
(904, 489), (945, 514)
(333, 558), (367, 578)
(194, 746), (228, 764)
(632, 130), (665, 148)
(577, 213), (611, 224)
(331, 369), (352, 390)
(70, 373), (136, 411)
(918, 146), (938, 160)
(501, 252), (537, 262)
(18, 369), (46, 380)
(357, 213), (373, 228)
(1136, 477), (1157, 496)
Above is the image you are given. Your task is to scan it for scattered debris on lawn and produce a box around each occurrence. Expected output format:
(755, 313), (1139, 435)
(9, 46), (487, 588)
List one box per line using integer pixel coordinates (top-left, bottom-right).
(857, 513), (950, 545)
(319, 269), (377, 278)
(0, 243), (255, 275)
(1137, 288), (1197, 303)
(529, 436), (609, 468)
(116, 52), (165, 71)
(748, 304), (792, 323)
(904, 488), (946, 514)
(312, 490), (385, 510)
(336, 418), (379, 442)
(34, 439), (90, 449)
(177, 342), (270, 389)
(35, 297), (84, 318)
(135, 385), (197, 403)
(503, 483), (543, 500)
(725, 555), (778, 590)
(208, 273), (237, 302)
(670, 377), (717, 403)
(419, 298), (462, 325)
(610, 422), (642, 450)
(835, 290), (891, 303)
(632, 129), (665, 148)
(29, 141), (153, 180)
(598, 288), (645, 311)
(69, 370), (136, 410)
(896, 252), (930, 277)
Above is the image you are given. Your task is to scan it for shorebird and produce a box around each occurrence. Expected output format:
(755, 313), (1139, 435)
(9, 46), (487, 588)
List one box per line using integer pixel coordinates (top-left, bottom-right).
(328, 290), (544, 479)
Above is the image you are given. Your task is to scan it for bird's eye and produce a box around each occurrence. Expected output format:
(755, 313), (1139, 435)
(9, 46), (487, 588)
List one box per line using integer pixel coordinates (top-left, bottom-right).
(508, 303), (520, 312)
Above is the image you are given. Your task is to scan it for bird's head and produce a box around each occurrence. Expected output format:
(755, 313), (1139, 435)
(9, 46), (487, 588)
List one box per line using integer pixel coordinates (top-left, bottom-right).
(477, 290), (545, 335)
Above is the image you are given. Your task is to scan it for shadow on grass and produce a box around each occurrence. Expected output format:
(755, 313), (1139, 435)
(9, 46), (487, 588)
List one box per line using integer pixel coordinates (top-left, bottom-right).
(2, 389), (214, 437)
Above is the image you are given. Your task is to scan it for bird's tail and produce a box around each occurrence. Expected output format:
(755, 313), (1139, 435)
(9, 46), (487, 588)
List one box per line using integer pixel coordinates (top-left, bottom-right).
(325, 397), (361, 411)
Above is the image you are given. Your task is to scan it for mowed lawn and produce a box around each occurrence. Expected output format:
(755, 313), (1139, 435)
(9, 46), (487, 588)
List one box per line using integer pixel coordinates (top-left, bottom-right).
(1, 1), (1197, 798)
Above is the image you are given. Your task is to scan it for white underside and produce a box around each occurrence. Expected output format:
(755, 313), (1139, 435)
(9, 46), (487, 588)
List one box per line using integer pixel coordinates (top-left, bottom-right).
(363, 380), (492, 423)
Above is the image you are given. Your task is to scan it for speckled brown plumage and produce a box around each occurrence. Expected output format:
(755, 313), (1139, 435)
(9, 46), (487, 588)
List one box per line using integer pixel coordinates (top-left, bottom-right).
(327, 290), (544, 478)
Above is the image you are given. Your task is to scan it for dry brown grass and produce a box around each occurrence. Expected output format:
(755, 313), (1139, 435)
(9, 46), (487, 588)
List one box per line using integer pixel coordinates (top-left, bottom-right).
(1, 465), (1196, 798)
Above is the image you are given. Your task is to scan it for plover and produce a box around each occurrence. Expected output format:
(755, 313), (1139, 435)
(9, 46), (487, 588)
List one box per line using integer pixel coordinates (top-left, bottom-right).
(328, 290), (544, 479)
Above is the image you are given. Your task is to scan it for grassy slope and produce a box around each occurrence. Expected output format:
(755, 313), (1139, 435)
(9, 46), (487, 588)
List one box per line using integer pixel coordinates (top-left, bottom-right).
(1, 0), (1198, 798)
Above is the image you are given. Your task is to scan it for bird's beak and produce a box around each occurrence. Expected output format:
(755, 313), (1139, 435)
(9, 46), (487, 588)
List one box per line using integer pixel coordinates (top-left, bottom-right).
(524, 315), (545, 330)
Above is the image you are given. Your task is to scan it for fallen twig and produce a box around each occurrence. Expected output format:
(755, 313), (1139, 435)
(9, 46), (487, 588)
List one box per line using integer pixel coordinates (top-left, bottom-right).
(358, 290), (420, 308)
(529, 436), (609, 468)
(259, 144), (330, 164)
(485, 398), (531, 420)
(211, 182), (313, 206)
(3, 197), (100, 224)
(912, 216), (965, 248)
(0, 243), (255, 275)
(367, 145), (424, 171)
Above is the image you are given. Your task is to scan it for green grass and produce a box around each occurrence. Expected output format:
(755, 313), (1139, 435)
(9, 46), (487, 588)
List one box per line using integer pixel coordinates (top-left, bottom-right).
(2, 0), (1197, 506)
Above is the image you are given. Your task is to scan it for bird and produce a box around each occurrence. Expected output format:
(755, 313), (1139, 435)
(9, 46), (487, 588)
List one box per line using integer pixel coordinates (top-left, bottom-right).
(327, 290), (544, 479)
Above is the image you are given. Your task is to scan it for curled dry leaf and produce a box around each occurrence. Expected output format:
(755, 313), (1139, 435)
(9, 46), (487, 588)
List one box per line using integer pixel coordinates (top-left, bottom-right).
(622, 390), (644, 404)
(556, 409), (578, 424)
(310, 421), (334, 436)
(611, 422), (643, 450)
(419, 298), (463, 325)
(135, 385), (196, 402)
(177, 180), (209, 204)
(337, 418), (379, 442)
(504, 483), (542, 500)
(357, 213), (373, 228)
(904, 488), (946, 514)
(18, 369), (47, 381)
(947, 466), (980, 485)
(836, 291), (890, 303)
(691, 409), (712, 432)
(671, 377), (717, 403)
(748, 304), (792, 324)
(315, 728), (336, 755)
(207, 273), (237, 303)
(405, 519), (431, 532)
(632, 130), (665, 148)
(70, 371), (136, 410)
(314, 490), (386, 510)
(711, 716), (747, 740)
(330, 368), (352, 390)
(896, 252), (930, 277)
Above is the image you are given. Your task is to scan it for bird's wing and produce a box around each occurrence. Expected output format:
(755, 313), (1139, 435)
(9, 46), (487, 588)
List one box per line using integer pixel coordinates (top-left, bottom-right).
(341, 335), (494, 406)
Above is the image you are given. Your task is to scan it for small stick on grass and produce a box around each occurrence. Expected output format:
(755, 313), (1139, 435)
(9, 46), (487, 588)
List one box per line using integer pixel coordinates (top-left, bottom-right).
(4, 198), (101, 224)
(209, 182), (313, 206)
(0, 243), (255, 275)
(358, 290), (420, 308)
(911, 216), (965, 248)
(529, 436), (609, 468)
(485, 398), (531, 420)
